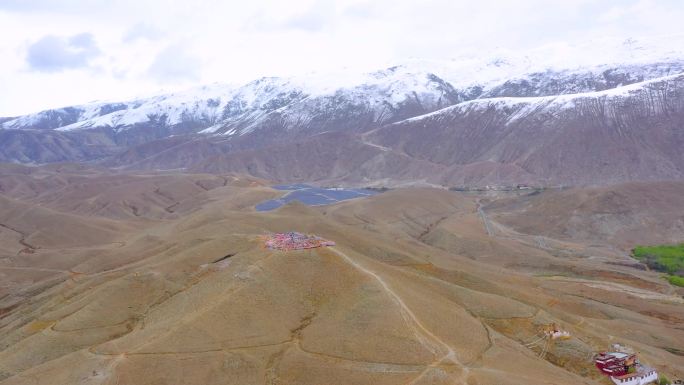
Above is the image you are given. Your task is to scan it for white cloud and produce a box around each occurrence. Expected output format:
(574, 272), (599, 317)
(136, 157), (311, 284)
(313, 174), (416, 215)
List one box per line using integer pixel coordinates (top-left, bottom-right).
(26, 33), (100, 72)
(123, 23), (163, 42)
(0, 0), (682, 116)
(147, 44), (201, 82)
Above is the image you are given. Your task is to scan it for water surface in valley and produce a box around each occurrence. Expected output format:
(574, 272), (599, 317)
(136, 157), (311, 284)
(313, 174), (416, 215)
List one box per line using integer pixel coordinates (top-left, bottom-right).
(256, 184), (378, 211)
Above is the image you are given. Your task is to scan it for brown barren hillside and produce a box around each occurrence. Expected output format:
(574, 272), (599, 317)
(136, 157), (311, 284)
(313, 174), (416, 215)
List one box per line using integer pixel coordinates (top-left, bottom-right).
(486, 181), (684, 249)
(0, 166), (682, 385)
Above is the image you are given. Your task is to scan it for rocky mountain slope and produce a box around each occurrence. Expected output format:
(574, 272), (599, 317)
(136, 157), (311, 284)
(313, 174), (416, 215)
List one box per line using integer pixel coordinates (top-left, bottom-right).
(2, 37), (684, 187)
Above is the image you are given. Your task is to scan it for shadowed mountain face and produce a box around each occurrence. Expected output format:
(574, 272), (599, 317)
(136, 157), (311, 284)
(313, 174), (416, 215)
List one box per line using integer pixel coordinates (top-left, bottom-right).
(0, 165), (682, 384)
(2, 62), (684, 187)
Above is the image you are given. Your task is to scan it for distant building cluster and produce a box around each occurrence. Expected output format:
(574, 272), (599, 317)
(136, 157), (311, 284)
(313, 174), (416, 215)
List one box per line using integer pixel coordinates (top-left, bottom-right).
(262, 232), (335, 251)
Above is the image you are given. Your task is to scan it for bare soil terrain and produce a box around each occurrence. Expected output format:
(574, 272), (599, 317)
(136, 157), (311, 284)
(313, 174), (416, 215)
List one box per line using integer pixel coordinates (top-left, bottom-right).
(0, 165), (682, 384)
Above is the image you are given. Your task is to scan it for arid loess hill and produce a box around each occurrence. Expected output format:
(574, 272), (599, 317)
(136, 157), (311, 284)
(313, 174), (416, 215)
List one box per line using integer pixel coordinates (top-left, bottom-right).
(485, 182), (684, 249)
(0, 165), (682, 384)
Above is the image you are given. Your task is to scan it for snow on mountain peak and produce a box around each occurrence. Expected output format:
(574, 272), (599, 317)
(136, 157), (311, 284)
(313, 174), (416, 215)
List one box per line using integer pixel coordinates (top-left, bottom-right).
(2, 33), (684, 136)
(8, 66), (451, 135)
(396, 34), (684, 90)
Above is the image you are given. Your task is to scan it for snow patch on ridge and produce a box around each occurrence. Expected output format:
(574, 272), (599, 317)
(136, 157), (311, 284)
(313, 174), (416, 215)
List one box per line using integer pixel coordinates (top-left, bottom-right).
(395, 73), (684, 125)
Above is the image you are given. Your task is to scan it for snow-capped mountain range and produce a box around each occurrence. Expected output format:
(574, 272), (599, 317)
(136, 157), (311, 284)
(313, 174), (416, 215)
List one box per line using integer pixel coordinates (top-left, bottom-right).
(4, 34), (684, 135)
(2, 66), (460, 134)
(2, 36), (684, 187)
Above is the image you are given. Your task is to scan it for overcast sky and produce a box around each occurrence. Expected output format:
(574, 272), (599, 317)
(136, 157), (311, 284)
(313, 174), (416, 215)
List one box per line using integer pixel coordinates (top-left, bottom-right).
(1, 0), (682, 116)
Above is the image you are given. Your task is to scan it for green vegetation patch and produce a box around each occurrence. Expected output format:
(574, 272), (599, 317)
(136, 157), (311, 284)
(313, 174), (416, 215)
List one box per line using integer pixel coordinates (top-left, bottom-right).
(632, 243), (684, 275)
(632, 243), (684, 287)
(666, 275), (684, 287)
